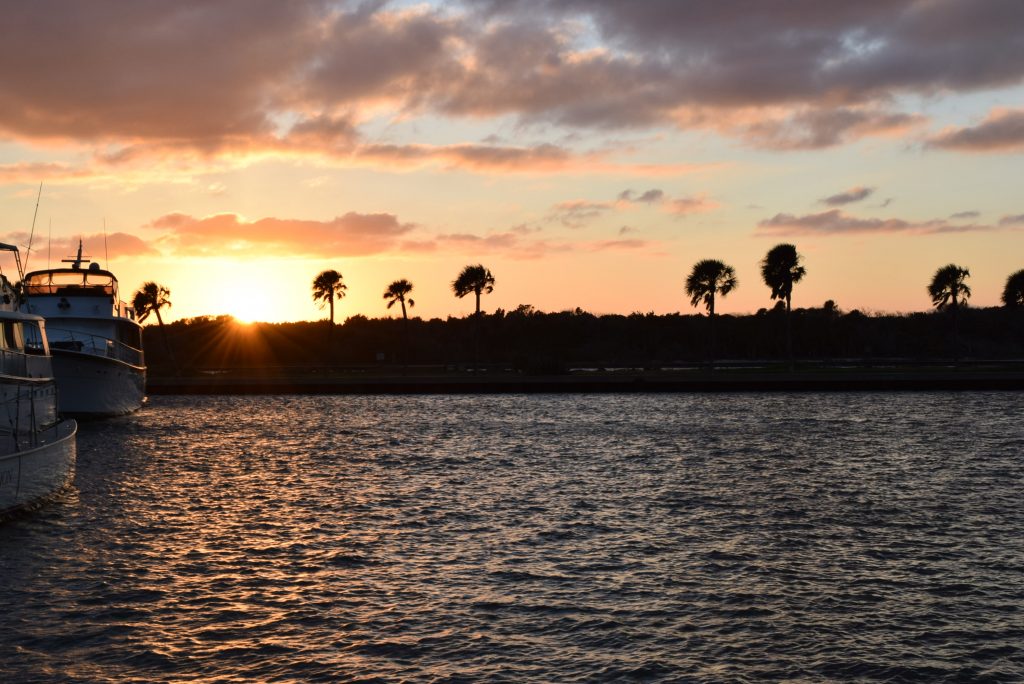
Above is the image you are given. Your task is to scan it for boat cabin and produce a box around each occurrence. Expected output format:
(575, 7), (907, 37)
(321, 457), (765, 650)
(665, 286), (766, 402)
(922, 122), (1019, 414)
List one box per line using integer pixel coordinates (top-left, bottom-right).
(23, 265), (137, 321)
(0, 312), (52, 379)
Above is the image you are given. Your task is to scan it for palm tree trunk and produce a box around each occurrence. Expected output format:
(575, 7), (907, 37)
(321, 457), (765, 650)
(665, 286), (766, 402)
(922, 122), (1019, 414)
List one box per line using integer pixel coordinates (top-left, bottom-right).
(785, 295), (794, 371)
(709, 294), (716, 371)
(327, 297), (335, 355)
(951, 301), (960, 365)
(473, 290), (482, 370)
(400, 297), (409, 372)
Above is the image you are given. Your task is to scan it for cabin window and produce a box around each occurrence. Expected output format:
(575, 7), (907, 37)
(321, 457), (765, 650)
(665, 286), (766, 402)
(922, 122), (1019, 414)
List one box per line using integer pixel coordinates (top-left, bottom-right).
(23, 322), (48, 355)
(0, 322), (23, 351)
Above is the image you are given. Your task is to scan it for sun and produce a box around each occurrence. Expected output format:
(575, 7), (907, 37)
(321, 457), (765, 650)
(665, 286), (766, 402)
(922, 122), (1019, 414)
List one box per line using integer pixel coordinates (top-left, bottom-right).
(205, 273), (290, 324)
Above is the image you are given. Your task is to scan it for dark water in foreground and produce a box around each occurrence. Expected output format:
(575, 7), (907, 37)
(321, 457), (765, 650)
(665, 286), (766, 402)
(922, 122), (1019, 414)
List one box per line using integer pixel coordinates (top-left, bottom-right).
(1, 393), (1022, 682)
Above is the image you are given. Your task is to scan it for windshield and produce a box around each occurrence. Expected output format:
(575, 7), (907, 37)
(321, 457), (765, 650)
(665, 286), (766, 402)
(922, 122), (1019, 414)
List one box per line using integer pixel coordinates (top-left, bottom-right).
(24, 270), (117, 296)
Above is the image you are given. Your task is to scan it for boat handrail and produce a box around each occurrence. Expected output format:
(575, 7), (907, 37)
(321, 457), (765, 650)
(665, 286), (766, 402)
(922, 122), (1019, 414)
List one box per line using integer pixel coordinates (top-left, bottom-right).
(45, 327), (144, 367)
(0, 347), (51, 379)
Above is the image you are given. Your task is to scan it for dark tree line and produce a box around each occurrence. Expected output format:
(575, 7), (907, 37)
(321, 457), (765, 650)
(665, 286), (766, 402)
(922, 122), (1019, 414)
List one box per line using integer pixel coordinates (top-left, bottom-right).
(143, 303), (1024, 374)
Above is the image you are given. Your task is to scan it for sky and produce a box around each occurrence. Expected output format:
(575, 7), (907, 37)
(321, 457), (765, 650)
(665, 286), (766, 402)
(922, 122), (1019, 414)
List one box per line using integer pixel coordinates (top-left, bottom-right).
(0, 0), (1022, 324)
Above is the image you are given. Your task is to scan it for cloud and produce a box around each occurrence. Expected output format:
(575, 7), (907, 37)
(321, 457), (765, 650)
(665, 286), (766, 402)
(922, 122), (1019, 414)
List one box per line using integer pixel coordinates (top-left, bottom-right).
(999, 214), (1024, 226)
(548, 200), (615, 228)
(481, 1), (1024, 109)
(549, 188), (716, 228)
(0, 230), (157, 263)
(757, 209), (997, 236)
(0, 162), (96, 184)
(618, 189), (664, 204)
(151, 211), (415, 257)
(666, 195), (717, 216)
(951, 210), (980, 220)
(821, 186), (874, 206)
(741, 108), (923, 150)
(436, 229), (652, 259)
(2, 0), (1020, 166)
(928, 108), (1024, 152)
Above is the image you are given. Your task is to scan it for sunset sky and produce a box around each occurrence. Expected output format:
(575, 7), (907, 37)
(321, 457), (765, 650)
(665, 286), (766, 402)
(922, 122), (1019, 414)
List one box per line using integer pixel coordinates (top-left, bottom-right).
(1, 0), (1022, 323)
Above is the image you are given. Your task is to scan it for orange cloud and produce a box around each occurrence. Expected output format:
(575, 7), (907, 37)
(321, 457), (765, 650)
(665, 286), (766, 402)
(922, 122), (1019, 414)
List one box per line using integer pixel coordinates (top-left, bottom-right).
(0, 230), (157, 265)
(152, 212), (415, 257)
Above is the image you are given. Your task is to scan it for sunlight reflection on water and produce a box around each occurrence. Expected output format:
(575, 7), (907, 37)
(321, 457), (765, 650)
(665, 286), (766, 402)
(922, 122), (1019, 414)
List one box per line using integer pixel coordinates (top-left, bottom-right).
(1, 393), (1022, 681)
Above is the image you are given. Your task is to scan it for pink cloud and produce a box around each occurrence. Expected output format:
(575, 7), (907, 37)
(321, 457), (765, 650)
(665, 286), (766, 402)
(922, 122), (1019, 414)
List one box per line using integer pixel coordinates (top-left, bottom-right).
(0, 230), (157, 264)
(928, 109), (1024, 152)
(152, 212), (415, 257)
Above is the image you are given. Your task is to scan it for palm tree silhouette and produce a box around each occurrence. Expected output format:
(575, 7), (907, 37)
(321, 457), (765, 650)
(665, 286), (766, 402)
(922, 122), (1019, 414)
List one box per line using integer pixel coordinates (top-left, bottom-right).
(761, 243), (806, 367)
(928, 264), (971, 310)
(1002, 269), (1024, 307)
(685, 259), (737, 368)
(928, 264), (971, 362)
(384, 279), (415, 320)
(312, 269), (347, 325)
(452, 264), (495, 316)
(384, 279), (416, 367)
(132, 281), (176, 372)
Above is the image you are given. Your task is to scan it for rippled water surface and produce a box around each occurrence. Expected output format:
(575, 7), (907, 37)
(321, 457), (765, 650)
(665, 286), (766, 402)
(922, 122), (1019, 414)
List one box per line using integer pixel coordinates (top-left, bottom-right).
(1, 393), (1022, 682)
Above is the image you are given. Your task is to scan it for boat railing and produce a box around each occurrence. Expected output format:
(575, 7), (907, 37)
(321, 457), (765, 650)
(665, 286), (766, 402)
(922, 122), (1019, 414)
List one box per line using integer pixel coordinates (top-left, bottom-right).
(45, 327), (144, 367)
(0, 347), (30, 377)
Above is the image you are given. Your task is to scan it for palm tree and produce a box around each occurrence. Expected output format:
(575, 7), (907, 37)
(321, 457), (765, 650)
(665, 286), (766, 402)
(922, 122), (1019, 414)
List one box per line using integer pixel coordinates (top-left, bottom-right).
(685, 259), (737, 367)
(761, 243), (806, 367)
(133, 281), (176, 372)
(928, 264), (971, 310)
(383, 279), (415, 320)
(452, 264), (495, 316)
(928, 264), (970, 362)
(384, 279), (416, 367)
(312, 269), (347, 325)
(1002, 269), (1024, 307)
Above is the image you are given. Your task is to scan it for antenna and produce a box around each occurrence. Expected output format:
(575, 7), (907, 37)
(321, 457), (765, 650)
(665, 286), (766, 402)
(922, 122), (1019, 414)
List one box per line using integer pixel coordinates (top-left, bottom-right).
(24, 182), (42, 273)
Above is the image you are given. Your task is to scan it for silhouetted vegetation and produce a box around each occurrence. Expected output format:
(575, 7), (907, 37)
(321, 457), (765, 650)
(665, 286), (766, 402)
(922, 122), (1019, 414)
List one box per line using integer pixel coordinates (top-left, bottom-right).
(928, 264), (971, 362)
(383, 279), (415, 320)
(1003, 269), (1024, 308)
(133, 281), (175, 371)
(140, 304), (1024, 375)
(452, 264), (495, 315)
(312, 269), (347, 325)
(761, 243), (805, 367)
(684, 259), (737, 367)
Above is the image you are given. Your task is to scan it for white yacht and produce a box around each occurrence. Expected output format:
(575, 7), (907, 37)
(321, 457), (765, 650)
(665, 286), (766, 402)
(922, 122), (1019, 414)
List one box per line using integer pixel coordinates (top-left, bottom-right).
(0, 247), (77, 518)
(21, 242), (146, 416)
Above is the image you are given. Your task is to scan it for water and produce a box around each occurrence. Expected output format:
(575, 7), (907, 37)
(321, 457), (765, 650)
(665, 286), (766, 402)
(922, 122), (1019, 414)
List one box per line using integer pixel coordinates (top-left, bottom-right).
(1, 393), (1022, 682)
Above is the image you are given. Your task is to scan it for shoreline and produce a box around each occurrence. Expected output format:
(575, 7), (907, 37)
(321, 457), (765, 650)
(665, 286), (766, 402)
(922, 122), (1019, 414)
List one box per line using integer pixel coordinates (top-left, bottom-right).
(146, 367), (1024, 394)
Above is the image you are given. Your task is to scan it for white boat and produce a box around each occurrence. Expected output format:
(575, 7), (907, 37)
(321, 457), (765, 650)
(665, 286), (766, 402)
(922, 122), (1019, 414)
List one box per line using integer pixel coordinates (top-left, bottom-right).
(20, 242), (146, 417)
(0, 254), (77, 519)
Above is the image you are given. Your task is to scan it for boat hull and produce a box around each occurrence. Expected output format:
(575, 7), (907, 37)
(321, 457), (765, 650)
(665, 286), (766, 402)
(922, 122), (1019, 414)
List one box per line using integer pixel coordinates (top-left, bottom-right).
(52, 350), (146, 417)
(0, 419), (77, 519)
